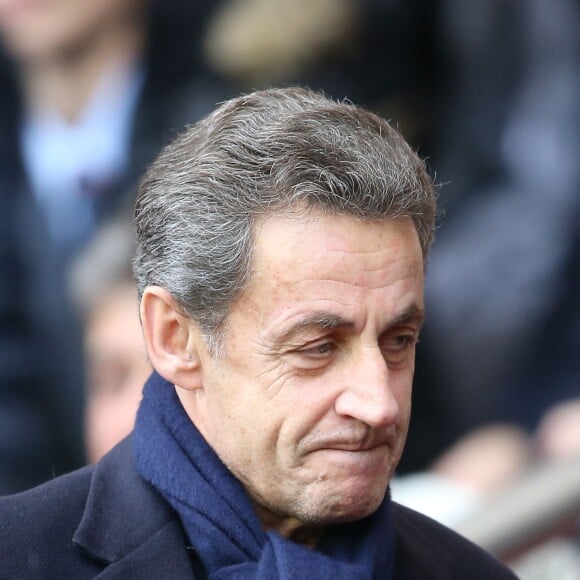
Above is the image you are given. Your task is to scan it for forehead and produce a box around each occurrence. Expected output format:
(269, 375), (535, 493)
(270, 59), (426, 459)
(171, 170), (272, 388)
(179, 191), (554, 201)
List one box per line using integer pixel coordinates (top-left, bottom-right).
(252, 210), (422, 282)
(235, 211), (424, 331)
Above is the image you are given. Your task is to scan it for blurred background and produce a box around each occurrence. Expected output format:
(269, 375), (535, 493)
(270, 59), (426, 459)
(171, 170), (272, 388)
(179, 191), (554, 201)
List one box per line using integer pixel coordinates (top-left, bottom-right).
(0, 0), (578, 577)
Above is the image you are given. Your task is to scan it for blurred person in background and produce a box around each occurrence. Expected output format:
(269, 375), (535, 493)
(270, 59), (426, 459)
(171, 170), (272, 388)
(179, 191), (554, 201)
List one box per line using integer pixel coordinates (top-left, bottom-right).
(390, 5), (580, 575)
(70, 214), (150, 464)
(0, 0), (229, 493)
(204, 0), (438, 149)
(0, 0), (147, 262)
(0, 0), (228, 265)
(83, 275), (150, 463)
(421, 0), (580, 492)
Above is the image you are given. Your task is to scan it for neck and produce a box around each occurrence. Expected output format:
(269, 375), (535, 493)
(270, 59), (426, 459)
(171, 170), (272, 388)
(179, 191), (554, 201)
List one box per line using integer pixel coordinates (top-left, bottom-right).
(19, 16), (145, 122)
(252, 501), (324, 549)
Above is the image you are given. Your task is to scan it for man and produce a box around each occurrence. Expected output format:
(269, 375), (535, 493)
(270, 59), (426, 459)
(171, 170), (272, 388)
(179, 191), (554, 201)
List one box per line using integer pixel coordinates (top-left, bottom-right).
(0, 88), (516, 578)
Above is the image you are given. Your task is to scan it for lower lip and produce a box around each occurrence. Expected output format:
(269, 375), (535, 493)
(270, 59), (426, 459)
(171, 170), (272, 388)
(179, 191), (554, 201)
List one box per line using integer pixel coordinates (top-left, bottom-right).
(314, 444), (390, 469)
(317, 442), (390, 453)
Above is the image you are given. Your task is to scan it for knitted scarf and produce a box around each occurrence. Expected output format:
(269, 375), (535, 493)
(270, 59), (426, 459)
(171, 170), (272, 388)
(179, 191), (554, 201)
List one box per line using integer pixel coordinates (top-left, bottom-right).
(133, 371), (395, 579)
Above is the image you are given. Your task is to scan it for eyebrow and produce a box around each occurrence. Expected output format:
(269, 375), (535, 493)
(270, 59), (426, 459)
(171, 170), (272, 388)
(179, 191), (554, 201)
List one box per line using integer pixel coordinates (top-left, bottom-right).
(273, 304), (425, 345)
(385, 304), (425, 332)
(273, 312), (355, 344)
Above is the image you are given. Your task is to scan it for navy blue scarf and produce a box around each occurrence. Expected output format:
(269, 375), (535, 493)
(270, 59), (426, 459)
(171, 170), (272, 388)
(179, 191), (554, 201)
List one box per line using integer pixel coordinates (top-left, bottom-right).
(134, 372), (395, 579)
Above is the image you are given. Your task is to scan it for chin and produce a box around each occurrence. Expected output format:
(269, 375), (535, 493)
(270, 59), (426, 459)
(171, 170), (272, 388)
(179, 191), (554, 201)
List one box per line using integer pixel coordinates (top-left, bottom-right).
(295, 478), (389, 526)
(333, 485), (387, 523)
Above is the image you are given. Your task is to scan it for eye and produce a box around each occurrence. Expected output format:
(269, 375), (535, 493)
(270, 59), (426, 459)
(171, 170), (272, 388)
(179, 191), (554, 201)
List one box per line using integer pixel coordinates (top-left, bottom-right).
(390, 335), (415, 350)
(288, 340), (339, 371)
(380, 333), (417, 366)
(298, 341), (338, 359)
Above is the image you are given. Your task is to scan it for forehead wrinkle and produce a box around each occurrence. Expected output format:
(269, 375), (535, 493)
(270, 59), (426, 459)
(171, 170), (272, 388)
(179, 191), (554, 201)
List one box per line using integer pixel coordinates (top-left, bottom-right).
(285, 267), (423, 297)
(254, 270), (423, 341)
(284, 251), (423, 292)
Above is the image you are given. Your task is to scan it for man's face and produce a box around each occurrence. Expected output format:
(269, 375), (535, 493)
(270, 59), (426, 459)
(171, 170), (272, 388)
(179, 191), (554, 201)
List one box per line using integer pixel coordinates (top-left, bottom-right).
(186, 211), (424, 527)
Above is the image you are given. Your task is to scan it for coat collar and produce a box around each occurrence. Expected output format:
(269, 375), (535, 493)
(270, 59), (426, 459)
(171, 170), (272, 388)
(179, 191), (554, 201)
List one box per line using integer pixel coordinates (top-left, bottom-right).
(72, 437), (199, 578)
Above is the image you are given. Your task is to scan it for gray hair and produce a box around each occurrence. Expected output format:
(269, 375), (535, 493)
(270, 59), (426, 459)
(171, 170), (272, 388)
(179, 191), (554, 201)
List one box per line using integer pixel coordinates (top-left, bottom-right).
(133, 87), (436, 347)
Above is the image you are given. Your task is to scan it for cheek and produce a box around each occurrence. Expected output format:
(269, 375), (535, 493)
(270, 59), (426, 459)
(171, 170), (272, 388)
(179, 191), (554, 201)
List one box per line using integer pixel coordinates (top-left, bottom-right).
(397, 380), (413, 409)
(271, 376), (345, 467)
(209, 377), (303, 477)
(391, 362), (414, 401)
(208, 409), (282, 495)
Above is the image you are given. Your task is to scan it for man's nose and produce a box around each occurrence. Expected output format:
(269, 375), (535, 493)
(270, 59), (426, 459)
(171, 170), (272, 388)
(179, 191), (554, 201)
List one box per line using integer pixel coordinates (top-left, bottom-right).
(334, 347), (400, 428)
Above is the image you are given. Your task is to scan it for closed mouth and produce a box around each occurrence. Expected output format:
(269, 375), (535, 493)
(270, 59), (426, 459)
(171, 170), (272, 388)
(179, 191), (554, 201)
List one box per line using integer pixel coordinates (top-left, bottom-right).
(317, 440), (390, 453)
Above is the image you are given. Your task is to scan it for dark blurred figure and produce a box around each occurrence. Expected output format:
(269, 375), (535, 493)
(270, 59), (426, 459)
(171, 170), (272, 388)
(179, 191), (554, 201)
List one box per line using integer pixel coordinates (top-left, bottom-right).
(0, 0), (229, 493)
(425, 0), (580, 438)
(204, 0), (439, 148)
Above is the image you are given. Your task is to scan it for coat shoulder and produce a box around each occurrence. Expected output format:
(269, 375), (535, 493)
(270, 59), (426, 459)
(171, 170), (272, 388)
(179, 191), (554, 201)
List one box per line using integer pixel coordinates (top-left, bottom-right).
(392, 502), (518, 579)
(0, 464), (104, 578)
(0, 463), (93, 538)
(0, 437), (194, 579)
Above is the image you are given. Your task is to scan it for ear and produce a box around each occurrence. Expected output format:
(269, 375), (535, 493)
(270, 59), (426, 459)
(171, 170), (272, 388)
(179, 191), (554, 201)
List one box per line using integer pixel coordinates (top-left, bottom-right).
(139, 286), (203, 390)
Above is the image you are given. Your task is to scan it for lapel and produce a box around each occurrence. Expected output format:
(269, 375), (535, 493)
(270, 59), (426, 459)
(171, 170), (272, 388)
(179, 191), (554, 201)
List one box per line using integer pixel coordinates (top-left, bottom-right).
(72, 437), (198, 578)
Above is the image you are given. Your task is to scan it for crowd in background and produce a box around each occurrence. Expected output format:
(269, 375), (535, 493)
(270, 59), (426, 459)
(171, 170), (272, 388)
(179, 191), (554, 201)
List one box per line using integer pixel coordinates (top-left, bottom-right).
(0, 0), (231, 491)
(0, 0), (578, 574)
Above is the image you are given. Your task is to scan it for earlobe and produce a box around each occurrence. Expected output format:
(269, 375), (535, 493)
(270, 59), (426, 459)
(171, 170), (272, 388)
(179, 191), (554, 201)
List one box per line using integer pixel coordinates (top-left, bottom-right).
(140, 286), (203, 390)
